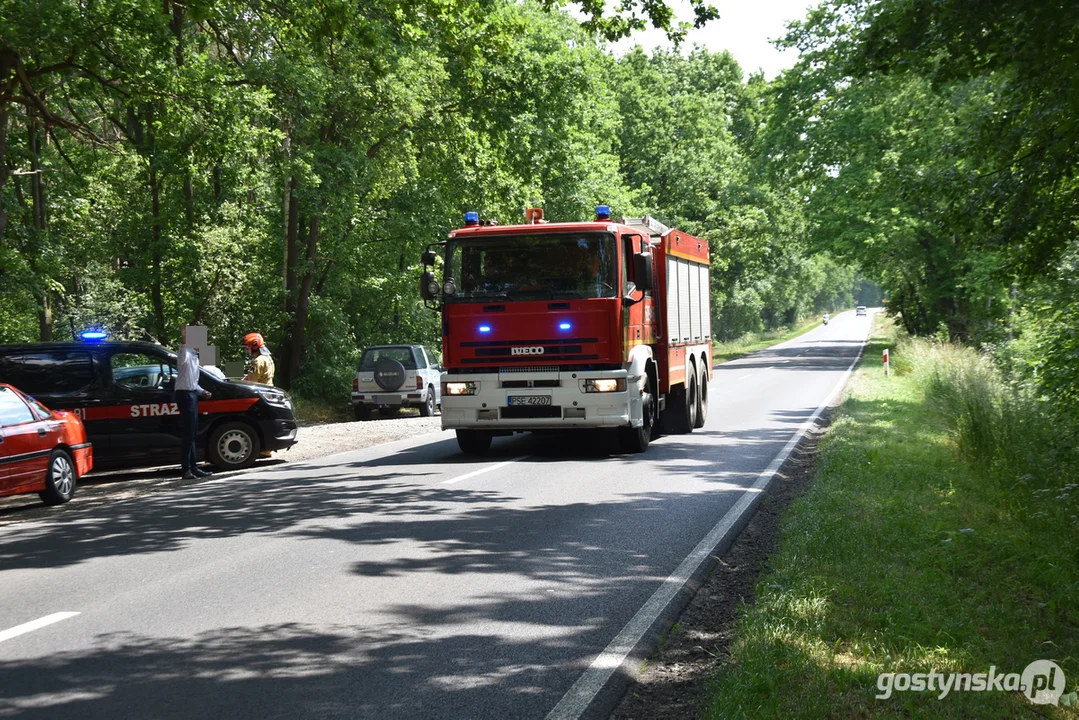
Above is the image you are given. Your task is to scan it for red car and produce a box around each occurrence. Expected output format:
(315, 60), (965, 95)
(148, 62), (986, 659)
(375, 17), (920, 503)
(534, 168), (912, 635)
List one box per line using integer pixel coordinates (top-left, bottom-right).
(0, 383), (92, 505)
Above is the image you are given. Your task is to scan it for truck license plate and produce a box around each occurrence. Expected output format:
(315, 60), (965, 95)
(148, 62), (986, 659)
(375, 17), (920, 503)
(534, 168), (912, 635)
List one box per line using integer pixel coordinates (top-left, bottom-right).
(507, 395), (552, 406)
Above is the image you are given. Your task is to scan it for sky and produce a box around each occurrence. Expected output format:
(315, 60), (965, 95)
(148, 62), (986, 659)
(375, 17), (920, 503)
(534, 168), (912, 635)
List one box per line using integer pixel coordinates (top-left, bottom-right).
(608, 0), (818, 79)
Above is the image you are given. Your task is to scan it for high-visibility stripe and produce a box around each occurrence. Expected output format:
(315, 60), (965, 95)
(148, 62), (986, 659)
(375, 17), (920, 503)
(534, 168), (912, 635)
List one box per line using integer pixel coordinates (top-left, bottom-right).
(73, 397), (259, 421)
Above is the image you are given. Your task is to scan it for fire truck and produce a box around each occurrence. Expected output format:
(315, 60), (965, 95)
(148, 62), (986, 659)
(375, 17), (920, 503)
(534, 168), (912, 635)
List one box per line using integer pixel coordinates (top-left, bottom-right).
(419, 205), (712, 455)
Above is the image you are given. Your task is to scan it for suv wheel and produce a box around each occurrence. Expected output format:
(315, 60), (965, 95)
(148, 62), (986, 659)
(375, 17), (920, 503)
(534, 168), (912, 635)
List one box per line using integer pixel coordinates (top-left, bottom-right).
(419, 387), (436, 417)
(354, 404), (371, 421)
(209, 421), (261, 470)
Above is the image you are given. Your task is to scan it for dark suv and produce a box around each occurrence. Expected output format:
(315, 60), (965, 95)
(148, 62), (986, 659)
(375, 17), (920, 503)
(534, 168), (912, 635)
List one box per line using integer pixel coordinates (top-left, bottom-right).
(0, 341), (298, 471)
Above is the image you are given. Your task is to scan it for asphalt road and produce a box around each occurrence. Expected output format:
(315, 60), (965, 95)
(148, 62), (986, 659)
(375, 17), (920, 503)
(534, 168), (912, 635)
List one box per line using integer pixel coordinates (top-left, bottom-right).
(0, 311), (871, 719)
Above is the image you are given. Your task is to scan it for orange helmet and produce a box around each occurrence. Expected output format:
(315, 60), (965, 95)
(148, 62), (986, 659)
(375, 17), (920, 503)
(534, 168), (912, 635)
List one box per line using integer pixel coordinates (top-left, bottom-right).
(243, 332), (265, 351)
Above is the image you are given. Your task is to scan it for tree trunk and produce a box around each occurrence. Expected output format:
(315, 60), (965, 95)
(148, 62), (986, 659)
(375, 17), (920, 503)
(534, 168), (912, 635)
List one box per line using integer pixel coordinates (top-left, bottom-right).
(27, 107), (53, 341)
(0, 70), (9, 237)
(284, 186), (299, 310)
(148, 105), (166, 343)
(283, 214), (319, 389)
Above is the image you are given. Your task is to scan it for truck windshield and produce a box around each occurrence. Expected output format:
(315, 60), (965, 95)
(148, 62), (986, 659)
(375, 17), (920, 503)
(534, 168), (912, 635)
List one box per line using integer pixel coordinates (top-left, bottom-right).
(446, 232), (617, 302)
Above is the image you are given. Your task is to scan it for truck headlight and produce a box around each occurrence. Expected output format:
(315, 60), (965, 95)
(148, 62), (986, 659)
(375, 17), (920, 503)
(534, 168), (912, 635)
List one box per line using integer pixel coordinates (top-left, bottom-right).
(583, 378), (625, 393)
(444, 381), (477, 396)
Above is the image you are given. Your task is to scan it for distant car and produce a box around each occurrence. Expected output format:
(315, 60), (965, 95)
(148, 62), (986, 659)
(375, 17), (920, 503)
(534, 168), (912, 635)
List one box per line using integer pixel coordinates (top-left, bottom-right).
(351, 345), (441, 420)
(0, 384), (92, 505)
(856, 306), (867, 316)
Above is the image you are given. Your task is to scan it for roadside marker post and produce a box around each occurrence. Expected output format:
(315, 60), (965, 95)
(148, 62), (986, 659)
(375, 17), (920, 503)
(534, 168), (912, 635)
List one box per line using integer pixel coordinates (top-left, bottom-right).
(883, 348), (890, 376)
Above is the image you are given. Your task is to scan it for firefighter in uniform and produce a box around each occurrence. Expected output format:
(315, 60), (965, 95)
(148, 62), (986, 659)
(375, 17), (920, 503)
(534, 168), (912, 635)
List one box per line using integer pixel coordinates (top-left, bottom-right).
(242, 333), (276, 386)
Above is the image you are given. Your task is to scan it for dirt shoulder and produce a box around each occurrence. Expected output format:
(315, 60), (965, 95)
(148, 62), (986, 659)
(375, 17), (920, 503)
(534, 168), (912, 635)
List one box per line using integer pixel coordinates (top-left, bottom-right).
(609, 416), (829, 719)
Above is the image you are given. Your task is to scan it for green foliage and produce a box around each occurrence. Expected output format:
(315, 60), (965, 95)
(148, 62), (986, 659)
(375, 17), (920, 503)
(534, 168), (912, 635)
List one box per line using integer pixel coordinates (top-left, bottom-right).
(1, 0), (861, 403)
(705, 317), (1079, 719)
(763, 0), (1079, 415)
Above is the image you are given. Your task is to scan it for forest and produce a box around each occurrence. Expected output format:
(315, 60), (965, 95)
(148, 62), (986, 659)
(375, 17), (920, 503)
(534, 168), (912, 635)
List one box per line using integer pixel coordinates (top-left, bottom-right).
(1, 0), (1075, 428)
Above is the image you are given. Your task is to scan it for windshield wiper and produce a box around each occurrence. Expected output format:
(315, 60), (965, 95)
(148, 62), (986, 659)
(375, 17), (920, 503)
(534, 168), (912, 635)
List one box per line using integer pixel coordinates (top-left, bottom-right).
(458, 293), (511, 301)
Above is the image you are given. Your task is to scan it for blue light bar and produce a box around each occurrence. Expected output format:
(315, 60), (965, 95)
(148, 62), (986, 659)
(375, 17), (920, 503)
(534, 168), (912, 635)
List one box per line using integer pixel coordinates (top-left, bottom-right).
(559, 322), (572, 330)
(595, 204), (610, 219)
(478, 325), (491, 333)
(464, 211), (479, 225)
(79, 329), (108, 341)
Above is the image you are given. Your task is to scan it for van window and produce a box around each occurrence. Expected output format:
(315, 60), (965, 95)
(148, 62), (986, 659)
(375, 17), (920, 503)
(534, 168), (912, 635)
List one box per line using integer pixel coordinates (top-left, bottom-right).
(111, 353), (176, 391)
(0, 351), (95, 395)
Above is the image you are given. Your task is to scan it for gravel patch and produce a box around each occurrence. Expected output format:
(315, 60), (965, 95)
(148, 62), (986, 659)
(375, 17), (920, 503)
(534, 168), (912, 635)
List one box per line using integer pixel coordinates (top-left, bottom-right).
(283, 415), (443, 464)
(0, 414), (444, 526)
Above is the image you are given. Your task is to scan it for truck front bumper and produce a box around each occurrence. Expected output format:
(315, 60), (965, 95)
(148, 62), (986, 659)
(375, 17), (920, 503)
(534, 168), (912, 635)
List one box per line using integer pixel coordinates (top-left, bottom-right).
(440, 369), (638, 430)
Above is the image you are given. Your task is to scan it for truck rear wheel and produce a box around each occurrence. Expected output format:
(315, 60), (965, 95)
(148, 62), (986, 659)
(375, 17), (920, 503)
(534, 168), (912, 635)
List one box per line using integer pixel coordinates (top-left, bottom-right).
(694, 365), (709, 428)
(456, 429), (492, 455)
(664, 375), (697, 434)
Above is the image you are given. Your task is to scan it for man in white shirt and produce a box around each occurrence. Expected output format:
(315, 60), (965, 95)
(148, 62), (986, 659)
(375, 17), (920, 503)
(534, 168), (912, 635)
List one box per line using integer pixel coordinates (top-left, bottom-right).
(176, 325), (212, 479)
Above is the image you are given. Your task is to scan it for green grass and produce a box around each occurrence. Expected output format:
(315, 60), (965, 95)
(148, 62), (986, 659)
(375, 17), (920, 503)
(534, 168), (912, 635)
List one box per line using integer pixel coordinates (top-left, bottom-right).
(291, 396), (352, 425)
(703, 315), (1079, 719)
(713, 317), (824, 364)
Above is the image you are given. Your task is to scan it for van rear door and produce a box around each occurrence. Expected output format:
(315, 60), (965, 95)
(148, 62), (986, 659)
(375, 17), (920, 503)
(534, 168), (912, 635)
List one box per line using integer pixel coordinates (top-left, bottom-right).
(0, 350), (107, 452)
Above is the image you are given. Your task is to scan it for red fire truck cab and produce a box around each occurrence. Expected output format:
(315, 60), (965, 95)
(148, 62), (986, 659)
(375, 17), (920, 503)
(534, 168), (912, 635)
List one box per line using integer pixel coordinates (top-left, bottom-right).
(420, 206), (712, 455)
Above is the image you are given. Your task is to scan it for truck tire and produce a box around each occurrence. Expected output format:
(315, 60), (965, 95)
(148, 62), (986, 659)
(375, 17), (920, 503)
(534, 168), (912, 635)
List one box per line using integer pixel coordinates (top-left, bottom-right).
(694, 364), (709, 429)
(354, 404), (371, 421)
(664, 376), (697, 434)
(419, 387), (436, 417)
(208, 421), (261, 470)
(456, 429), (492, 455)
(618, 390), (654, 453)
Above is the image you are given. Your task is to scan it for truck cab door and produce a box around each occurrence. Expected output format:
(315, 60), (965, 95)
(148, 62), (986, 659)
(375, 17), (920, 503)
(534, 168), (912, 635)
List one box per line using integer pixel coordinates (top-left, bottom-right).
(622, 233), (653, 354)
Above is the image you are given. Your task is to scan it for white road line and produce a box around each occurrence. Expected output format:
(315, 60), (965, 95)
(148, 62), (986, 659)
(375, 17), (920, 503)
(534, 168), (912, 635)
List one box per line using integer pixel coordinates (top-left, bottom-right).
(546, 329), (869, 720)
(737, 374), (751, 380)
(0, 612), (80, 644)
(442, 456), (528, 484)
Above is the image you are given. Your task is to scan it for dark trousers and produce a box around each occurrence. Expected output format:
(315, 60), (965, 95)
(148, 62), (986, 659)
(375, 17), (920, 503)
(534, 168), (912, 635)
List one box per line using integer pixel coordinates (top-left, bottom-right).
(176, 390), (199, 471)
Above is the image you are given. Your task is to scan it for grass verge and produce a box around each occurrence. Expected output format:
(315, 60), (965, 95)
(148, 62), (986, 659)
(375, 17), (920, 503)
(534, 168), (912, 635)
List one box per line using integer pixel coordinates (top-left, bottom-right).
(291, 396), (352, 425)
(703, 314), (1079, 718)
(713, 317), (824, 364)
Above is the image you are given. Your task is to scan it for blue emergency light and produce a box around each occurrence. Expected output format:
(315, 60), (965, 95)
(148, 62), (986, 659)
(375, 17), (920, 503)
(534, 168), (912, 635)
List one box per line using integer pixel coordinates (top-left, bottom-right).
(79, 329), (108, 342)
(559, 322), (572, 330)
(464, 211), (479, 226)
(595, 205), (611, 220)
(479, 325), (491, 333)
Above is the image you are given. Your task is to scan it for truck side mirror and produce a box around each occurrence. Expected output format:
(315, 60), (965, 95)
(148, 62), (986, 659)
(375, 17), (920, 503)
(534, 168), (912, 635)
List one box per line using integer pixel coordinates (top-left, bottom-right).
(633, 252), (654, 293)
(420, 270), (438, 301)
(421, 250), (438, 266)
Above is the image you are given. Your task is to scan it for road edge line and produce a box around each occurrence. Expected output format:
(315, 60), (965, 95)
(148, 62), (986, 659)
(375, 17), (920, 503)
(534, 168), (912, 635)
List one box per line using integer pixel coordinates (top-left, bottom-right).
(546, 322), (871, 720)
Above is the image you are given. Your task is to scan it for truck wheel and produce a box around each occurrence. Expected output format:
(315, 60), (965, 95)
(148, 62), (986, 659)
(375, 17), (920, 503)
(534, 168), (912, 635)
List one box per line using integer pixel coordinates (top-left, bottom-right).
(618, 390), (654, 453)
(208, 421), (261, 470)
(39, 449), (77, 505)
(694, 365), (709, 428)
(419, 388), (436, 417)
(354, 405), (371, 421)
(663, 377), (696, 434)
(456, 429), (492, 455)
